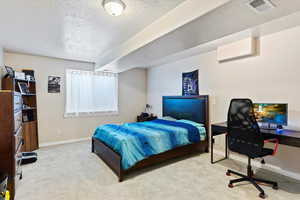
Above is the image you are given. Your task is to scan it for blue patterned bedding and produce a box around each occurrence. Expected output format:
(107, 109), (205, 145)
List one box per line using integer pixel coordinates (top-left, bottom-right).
(93, 119), (206, 170)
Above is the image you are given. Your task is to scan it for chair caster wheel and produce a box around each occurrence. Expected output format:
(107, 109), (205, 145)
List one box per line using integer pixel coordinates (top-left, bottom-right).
(228, 183), (234, 188)
(272, 184), (278, 190)
(226, 171), (231, 176)
(259, 193), (266, 199)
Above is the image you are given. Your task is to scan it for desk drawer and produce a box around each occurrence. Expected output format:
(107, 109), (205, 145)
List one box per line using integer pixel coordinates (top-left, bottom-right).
(14, 111), (22, 132)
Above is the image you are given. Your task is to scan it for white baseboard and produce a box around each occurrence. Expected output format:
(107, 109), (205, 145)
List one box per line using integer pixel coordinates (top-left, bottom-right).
(214, 150), (300, 181)
(40, 137), (90, 148)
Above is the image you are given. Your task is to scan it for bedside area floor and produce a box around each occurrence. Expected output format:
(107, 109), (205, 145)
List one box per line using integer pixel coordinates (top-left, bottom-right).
(16, 140), (300, 200)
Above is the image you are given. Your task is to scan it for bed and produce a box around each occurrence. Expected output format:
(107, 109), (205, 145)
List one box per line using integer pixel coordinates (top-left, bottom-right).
(91, 95), (209, 181)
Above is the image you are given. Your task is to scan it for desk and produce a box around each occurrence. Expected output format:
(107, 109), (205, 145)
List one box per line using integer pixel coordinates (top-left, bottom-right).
(211, 122), (300, 164)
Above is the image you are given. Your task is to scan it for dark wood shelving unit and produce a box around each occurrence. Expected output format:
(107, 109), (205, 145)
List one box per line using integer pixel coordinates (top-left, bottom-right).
(2, 72), (39, 152)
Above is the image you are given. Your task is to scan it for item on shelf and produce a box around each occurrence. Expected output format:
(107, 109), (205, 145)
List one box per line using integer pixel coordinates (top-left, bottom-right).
(22, 104), (34, 110)
(28, 112), (34, 121)
(17, 82), (30, 94)
(23, 114), (29, 122)
(25, 75), (34, 81)
(23, 111), (34, 122)
(22, 69), (35, 79)
(14, 72), (26, 80)
(4, 66), (14, 78)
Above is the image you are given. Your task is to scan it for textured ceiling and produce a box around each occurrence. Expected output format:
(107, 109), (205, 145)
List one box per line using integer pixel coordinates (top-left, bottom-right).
(113, 0), (300, 70)
(0, 0), (185, 62)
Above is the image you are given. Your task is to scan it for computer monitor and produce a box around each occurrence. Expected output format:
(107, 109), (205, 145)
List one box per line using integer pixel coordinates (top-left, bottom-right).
(253, 103), (288, 127)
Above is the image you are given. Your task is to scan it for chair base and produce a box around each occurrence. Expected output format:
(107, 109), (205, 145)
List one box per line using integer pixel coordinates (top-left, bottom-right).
(226, 158), (278, 199)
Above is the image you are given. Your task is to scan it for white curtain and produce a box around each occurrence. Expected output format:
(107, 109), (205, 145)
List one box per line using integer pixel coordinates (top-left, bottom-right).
(65, 69), (118, 117)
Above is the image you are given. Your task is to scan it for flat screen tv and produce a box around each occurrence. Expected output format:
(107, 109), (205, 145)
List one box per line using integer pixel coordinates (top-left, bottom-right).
(253, 103), (288, 126)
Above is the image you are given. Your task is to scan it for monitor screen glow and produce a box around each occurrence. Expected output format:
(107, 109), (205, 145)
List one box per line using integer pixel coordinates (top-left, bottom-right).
(253, 103), (288, 126)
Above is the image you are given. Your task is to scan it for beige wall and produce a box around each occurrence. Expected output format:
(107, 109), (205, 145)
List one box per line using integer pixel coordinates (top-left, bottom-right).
(147, 26), (300, 176)
(4, 52), (147, 144)
(0, 47), (3, 66)
(0, 47), (4, 88)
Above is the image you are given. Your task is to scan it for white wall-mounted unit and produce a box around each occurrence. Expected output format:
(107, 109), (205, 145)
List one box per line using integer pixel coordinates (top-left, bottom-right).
(217, 37), (257, 62)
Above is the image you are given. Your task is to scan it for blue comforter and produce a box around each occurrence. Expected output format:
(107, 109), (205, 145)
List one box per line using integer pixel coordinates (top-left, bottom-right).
(93, 119), (206, 170)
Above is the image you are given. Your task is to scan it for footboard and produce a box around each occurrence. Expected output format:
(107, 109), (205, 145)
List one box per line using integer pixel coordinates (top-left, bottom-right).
(126, 141), (207, 174)
(92, 138), (124, 181)
(92, 137), (208, 182)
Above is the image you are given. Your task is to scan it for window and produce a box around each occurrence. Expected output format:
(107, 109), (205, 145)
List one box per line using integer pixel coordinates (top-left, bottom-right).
(65, 69), (118, 117)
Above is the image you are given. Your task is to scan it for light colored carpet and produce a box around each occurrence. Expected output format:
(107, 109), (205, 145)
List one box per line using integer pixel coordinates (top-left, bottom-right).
(16, 141), (300, 200)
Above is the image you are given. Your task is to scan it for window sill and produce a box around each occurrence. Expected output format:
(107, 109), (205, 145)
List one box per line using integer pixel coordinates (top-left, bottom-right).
(64, 111), (119, 118)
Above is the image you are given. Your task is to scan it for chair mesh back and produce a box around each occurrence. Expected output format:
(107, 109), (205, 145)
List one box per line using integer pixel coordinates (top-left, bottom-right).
(227, 99), (264, 157)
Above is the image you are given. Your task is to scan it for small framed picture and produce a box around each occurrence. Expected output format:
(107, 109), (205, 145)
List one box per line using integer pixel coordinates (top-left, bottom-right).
(18, 82), (30, 94)
(182, 70), (199, 96)
(48, 76), (61, 93)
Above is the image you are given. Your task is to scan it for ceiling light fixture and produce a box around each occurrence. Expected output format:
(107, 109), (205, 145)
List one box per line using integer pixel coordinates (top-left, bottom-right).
(102, 0), (126, 16)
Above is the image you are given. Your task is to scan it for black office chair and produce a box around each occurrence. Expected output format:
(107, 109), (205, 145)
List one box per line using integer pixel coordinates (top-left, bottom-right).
(226, 99), (278, 199)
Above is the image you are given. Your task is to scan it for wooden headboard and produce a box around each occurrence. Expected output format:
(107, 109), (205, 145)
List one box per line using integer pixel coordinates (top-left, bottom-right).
(162, 95), (209, 130)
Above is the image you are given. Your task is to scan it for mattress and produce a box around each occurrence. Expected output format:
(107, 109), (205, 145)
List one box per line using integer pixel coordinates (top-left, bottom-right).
(93, 119), (206, 170)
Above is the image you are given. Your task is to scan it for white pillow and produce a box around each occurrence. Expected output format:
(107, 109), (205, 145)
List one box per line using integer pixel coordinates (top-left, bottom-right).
(177, 119), (204, 127)
(161, 116), (177, 121)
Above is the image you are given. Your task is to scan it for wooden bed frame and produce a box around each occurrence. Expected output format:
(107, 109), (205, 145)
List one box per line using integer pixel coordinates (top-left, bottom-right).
(92, 95), (209, 182)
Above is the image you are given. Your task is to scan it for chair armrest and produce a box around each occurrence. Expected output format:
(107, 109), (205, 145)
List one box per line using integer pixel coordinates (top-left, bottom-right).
(264, 138), (279, 156)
